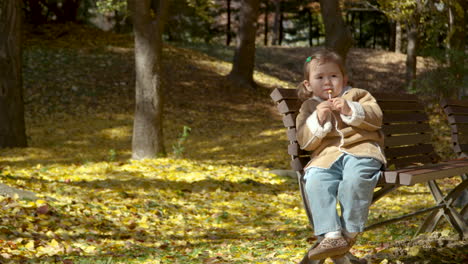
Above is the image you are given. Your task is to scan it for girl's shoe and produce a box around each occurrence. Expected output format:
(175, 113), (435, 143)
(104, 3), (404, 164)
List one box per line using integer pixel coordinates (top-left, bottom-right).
(307, 236), (355, 260)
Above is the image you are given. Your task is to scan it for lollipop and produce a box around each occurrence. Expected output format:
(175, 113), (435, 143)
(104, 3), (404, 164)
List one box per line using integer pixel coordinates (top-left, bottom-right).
(327, 89), (332, 99)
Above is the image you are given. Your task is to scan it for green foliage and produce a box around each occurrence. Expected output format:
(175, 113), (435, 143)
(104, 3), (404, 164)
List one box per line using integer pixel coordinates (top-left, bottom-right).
(376, 0), (419, 22)
(418, 13), (446, 52)
(95, 0), (127, 14)
(413, 48), (467, 98)
(108, 149), (117, 162)
(166, 0), (222, 43)
(172, 126), (192, 158)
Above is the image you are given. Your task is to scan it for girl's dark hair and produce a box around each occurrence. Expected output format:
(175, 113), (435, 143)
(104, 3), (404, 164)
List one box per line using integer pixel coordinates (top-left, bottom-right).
(297, 48), (347, 101)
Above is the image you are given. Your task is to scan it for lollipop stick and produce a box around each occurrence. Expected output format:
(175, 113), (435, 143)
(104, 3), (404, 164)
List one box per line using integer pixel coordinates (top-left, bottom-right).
(327, 90), (332, 99)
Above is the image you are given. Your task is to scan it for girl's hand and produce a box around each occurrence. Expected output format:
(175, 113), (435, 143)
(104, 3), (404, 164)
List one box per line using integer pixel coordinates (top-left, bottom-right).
(316, 101), (333, 125)
(331, 98), (352, 116)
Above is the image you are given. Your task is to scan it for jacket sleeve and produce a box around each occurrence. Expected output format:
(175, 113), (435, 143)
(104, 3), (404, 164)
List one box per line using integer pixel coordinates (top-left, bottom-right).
(340, 90), (383, 131)
(296, 99), (333, 151)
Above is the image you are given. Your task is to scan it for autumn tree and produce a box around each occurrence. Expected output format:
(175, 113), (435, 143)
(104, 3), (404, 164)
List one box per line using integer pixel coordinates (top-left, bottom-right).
(319, 0), (353, 62)
(129, 0), (169, 159)
(228, 0), (261, 89)
(376, 0), (432, 89)
(0, 0), (27, 148)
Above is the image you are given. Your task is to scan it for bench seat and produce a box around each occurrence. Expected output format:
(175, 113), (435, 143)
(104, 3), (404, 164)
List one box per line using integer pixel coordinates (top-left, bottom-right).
(384, 158), (468, 185)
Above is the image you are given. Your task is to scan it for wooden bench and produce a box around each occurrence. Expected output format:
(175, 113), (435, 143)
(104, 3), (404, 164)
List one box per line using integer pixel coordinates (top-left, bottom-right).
(440, 98), (468, 218)
(271, 88), (468, 264)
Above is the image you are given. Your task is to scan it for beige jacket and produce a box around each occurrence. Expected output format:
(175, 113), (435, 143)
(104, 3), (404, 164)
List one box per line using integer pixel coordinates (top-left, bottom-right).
(296, 87), (386, 169)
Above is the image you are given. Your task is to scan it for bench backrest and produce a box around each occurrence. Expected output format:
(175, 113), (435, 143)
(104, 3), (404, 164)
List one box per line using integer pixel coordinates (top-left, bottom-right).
(270, 88), (440, 172)
(441, 99), (468, 157)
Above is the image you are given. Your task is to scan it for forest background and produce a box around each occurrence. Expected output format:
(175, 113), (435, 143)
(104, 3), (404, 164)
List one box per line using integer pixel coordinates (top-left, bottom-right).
(0, 0), (467, 263)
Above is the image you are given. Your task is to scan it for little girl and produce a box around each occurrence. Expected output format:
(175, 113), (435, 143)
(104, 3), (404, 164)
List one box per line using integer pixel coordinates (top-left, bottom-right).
(295, 48), (386, 260)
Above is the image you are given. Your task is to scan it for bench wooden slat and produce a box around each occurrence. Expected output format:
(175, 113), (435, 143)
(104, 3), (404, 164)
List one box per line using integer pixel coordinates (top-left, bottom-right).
(291, 157), (310, 171)
(378, 101), (424, 111)
(398, 159), (468, 185)
(387, 155), (434, 170)
(383, 112), (429, 123)
(449, 123), (468, 133)
(443, 99), (468, 157)
(287, 128), (297, 141)
(277, 99), (301, 114)
(452, 133), (468, 145)
(270, 88), (298, 102)
(288, 143), (299, 156)
(384, 144), (434, 159)
(382, 123), (432, 135)
(441, 98), (468, 108)
(454, 143), (468, 154)
(384, 133), (431, 147)
(388, 158), (468, 179)
(443, 106), (468, 115)
(382, 171), (398, 183)
(448, 115), (468, 124)
(288, 143), (310, 156)
(282, 113), (296, 128)
(374, 93), (419, 101)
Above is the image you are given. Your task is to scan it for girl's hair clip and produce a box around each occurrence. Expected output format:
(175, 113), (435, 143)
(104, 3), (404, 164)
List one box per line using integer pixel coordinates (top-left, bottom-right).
(305, 56), (312, 63)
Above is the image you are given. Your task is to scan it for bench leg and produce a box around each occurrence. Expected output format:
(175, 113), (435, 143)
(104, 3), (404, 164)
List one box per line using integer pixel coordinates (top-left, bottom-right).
(417, 209), (444, 235)
(418, 179), (468, 238)
(455, 174), (468, 208)
(371, 184), (398, 204)
(298, 171), (314, 227)
(461, 203), (468, 220)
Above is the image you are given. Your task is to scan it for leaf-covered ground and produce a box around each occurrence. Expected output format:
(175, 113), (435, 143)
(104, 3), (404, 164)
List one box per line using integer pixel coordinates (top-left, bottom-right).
(0, 24), (466, 263)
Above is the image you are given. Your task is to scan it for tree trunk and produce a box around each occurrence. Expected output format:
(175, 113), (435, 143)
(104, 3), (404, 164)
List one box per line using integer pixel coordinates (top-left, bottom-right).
(62, 0), (81, 22)
(447, 0), (465, 98)
(272, 0), (280, 45)
(405, 24), (418, 90)
(395, 20), (402, 53)
(226, 0), (232, 46)
(278, 7), (284, 45)
(130, 0), (168, 159)
(228, 0), (260, 89)
(0, 0), (27, 148)
(263, 1), (268, 46)
(307, 9), (312, 47)
(319, 0), (353, 62)
(372, 17), (377, 49)
(389, 20), (396, 51)
(358, 12), (363, 47)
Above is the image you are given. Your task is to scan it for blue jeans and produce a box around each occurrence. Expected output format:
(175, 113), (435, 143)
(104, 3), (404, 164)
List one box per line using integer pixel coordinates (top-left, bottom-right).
(304, 154), (382, 236)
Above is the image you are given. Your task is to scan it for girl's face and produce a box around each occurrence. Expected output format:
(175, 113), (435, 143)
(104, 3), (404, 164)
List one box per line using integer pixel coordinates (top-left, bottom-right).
(303, 61), (347, 100)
